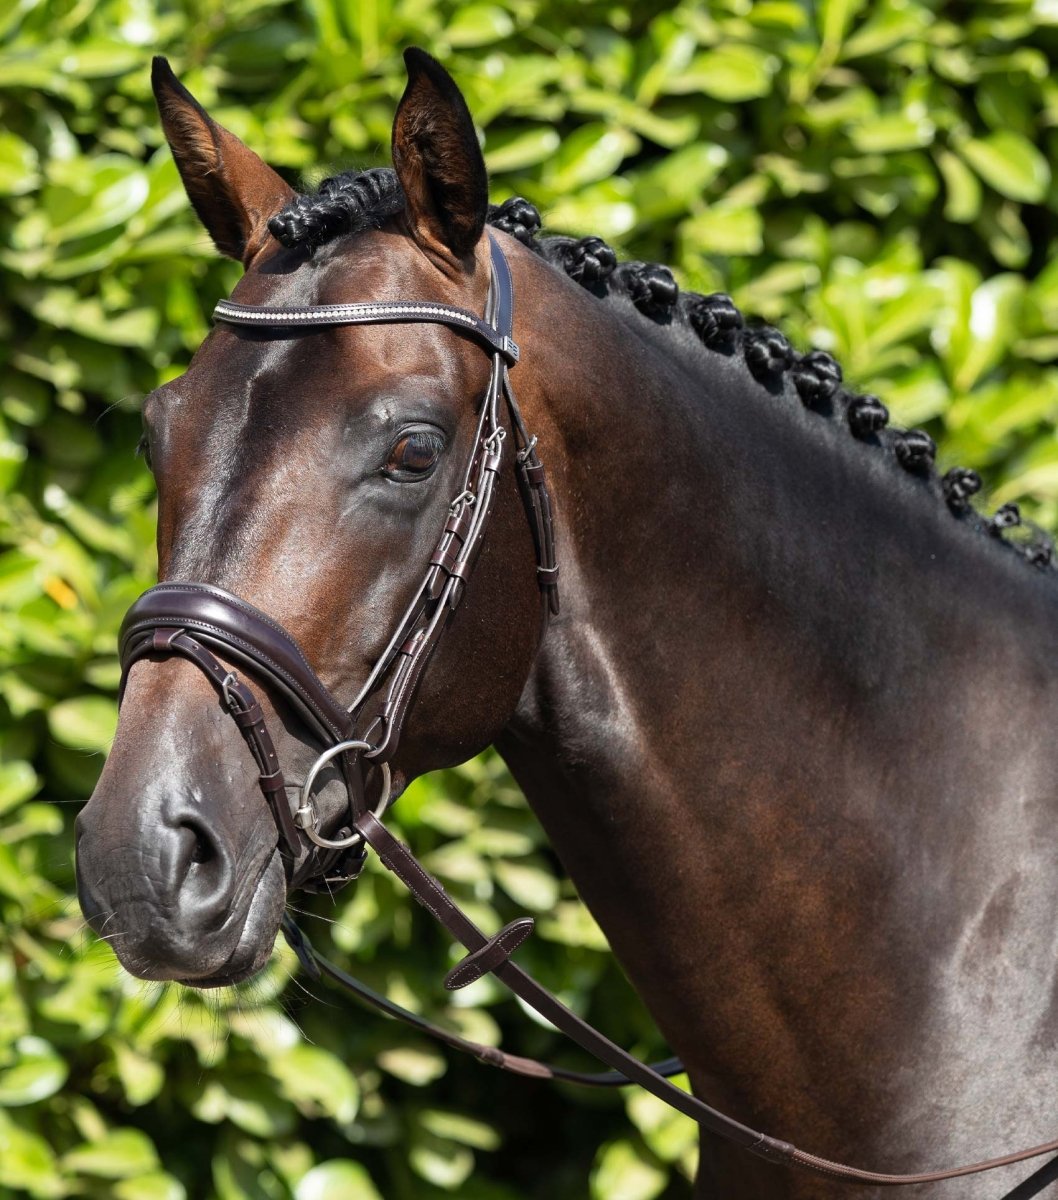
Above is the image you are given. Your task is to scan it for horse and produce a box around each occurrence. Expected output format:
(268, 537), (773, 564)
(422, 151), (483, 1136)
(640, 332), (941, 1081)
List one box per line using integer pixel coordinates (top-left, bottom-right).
(74, 47), (1058, 1199)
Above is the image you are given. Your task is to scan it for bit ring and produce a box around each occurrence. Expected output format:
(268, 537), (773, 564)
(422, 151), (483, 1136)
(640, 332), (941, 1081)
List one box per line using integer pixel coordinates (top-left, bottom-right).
(294, 739), (392, 851)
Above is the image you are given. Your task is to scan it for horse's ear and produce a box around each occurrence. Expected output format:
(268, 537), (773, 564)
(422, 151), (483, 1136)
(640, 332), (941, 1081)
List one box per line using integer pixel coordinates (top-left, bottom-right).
(151, 57), (295, 264)
(392, 48), (488, 267)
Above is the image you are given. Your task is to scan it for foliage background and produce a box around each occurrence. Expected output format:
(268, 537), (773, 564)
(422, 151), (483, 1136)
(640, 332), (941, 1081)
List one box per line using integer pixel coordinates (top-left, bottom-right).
(3, 0), (1058, 1197)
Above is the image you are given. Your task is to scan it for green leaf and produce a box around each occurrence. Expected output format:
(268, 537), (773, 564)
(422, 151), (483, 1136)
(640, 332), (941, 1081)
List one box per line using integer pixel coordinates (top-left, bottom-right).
(0, 761), (40, 816)
(936, 149), (981, 223)
(626, 1086), (697, 1164)
(62, 1129), (158, 1179)
(848, 113), (934, 154)
(47, 695), (117, 752)
(0, 132), (39, 196)
(0, 1038), (68, 1106)
(675, 46), (779, 101)
(544, 179), (638, 240)
(591, 1139), (667, 1200)
(113, 1173), (187, 1200)
(680, 206), (764, 256)
(295, 1160), (382, 1200)
(493, 859), (560, 911)
(267, 1045), (360, 1123)
(191, 1077), (296, 1137)
(419, 1109), (501, 1151)
(2, 372), (50, 427)
(444, 5), (514, 48)
(484, 128), (560, 174)
(933, 265), (1024, 393)
(543, 124), (639, 192)
(43, 157), (150, 244)
(0, 1117), (62, 1197)
(376, 1044), (447, 1086)
(112, 1043), (165, 1107)
(959, 132), (1051, 203)
(538, 900), (610, 950)
(819, 0), (868, 47)
(629, 144), (729, 221)
(409, 1132), (475, 1189)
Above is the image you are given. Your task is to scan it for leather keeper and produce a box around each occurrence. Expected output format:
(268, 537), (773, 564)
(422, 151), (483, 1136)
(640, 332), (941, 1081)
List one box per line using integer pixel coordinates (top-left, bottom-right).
(231, 702), (264, 728)
(430, 542), (461, 576)
(151, 627), (182, 653)
(443, 917), (535, 990)
(399, 630), (425, 657)
(258, 769), (285, 796)
(444, 510), (472, 542)
(522, 461), (546, 486)
(537, 565), (559, 585)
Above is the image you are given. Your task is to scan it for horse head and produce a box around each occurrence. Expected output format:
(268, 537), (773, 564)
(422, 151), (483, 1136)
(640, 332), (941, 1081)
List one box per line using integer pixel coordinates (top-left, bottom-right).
(75, 50), (549, 986)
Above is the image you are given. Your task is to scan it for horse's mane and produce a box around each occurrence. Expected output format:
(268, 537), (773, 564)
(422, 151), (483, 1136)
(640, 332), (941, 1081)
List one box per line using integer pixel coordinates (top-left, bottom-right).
(268, 168), (1054, 577)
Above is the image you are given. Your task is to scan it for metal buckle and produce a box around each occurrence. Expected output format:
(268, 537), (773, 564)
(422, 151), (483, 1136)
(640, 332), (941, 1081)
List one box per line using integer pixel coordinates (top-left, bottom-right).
(294, 739), (392, 851)
(220, 672), (240, 710)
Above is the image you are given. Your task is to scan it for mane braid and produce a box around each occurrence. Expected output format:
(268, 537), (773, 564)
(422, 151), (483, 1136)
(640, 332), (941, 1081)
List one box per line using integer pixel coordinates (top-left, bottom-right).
(268, 168), (1055, 578)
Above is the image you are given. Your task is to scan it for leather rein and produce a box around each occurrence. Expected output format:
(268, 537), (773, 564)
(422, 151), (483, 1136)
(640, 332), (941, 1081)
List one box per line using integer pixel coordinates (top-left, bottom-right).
(117, 233), (1058, 1190)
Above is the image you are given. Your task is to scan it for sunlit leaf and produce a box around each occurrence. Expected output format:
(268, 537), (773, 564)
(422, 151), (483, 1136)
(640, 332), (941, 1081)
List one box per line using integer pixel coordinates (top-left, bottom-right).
(959, 132), (1051, 203)
(590, 1138), (667, 1200)
(295, 1160), (383, 1200)
(409, 1131), (475, 1189)
(62, 1129), (158, 1179)
(376, 1044), (447, 1086)
(0, 1039), (68, 1106)
(47, 695), (117, 752)
(267, 1045), (360, 1123)
(0, 761), (40, 816)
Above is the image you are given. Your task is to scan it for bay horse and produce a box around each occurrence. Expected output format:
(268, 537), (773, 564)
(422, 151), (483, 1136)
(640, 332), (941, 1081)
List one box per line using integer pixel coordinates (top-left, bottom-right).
(75, 48), (1058, 1199)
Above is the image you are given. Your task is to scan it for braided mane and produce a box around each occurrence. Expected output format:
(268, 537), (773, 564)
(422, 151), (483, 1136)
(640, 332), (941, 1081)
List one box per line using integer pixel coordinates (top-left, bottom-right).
(268, 169), (1054, 576)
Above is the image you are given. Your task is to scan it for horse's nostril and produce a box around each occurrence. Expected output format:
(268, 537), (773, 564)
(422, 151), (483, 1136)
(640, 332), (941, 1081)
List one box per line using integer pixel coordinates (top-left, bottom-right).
(189, 832), (214, 865)
(176, 819), (220, 873)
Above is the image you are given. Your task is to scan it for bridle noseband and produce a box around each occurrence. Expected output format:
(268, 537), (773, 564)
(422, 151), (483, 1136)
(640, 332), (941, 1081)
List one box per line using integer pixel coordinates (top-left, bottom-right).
(116, 233), (1058, 1192)
(119, 232), (557, 889)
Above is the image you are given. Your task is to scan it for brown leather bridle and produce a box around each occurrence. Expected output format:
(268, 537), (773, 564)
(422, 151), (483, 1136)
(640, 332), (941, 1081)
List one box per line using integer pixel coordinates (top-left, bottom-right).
(117, 234), (1058, 1191)
(121, 234), (557, 891)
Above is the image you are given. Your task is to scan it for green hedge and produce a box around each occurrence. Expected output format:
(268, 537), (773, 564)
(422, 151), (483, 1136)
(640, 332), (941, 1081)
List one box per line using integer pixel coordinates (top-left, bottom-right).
(3, 2), (1058, 1197)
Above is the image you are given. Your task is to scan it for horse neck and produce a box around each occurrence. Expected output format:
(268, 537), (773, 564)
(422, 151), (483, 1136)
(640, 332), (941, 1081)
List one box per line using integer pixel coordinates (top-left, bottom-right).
(496, 249), (1058, 1176)
(503, 254), (1057, 819)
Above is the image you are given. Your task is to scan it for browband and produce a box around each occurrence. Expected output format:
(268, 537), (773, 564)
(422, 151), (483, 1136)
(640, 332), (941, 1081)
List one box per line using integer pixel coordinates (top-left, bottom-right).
(214, 298), (520, 366)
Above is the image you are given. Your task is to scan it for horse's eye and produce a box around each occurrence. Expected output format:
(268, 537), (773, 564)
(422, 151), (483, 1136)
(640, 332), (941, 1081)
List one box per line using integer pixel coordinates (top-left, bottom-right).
(385, 430), (444, 479)
(136, 433), (153, 471)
